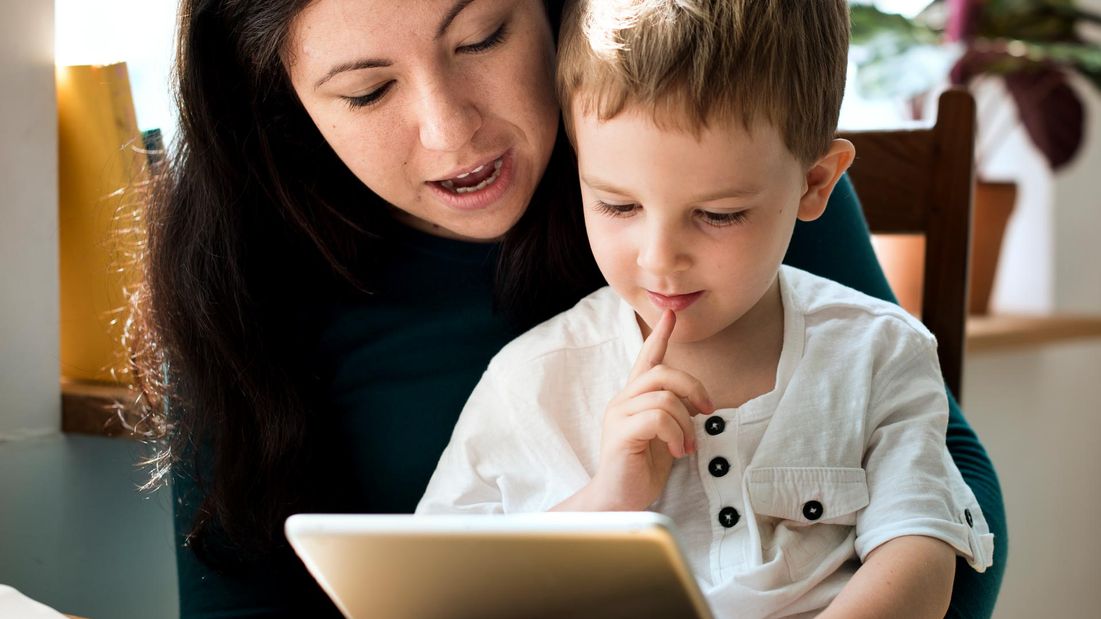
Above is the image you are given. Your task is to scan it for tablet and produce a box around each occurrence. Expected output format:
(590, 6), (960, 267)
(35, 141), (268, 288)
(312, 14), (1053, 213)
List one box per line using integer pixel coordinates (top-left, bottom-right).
(285, 511), (714, 619)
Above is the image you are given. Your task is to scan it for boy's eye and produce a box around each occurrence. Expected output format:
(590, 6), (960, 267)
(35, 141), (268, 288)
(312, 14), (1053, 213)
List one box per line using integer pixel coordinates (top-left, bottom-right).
(698, 210), (748, 227)
(593, 200), (639, 217)
(343, 81), (394, 110)
(458, 22), (509, 54)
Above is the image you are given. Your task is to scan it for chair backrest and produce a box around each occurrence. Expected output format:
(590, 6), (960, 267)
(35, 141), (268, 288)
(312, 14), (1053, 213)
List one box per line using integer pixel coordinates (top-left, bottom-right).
(838, 89), (976, 400)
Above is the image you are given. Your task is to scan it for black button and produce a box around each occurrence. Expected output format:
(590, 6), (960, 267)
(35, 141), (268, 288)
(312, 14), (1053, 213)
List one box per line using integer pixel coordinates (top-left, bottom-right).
(705, 416), (725, 436)
(708, 457), (730, 477)
(802, 500), (824, 521)
(718, 507), (740, 528)
(965, 509), (974, 527)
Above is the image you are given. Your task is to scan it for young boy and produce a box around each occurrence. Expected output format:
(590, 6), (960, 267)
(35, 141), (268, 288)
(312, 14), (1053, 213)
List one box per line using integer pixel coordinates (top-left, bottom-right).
(418, 1), (993, 616)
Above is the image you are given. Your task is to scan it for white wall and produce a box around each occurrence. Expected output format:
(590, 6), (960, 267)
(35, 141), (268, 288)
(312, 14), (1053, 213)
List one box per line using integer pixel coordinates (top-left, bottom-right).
(973, 7), (1101, 614)
(980, 78), (1056, 315)
(0, 0), (59, 437)
(1052, 10), (1101, 313)
(991, 0), (1101, 315)
(965, 341), (1101, 618)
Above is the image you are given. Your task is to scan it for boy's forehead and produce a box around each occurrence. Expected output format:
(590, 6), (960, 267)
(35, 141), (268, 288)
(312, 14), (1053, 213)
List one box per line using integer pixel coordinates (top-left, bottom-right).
(571, 101), (803, 199)
(570, 98), (785, 153)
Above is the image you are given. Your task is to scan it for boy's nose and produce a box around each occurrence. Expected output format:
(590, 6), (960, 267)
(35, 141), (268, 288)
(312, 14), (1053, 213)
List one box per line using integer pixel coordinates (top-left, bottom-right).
(636, 225), (689, 276)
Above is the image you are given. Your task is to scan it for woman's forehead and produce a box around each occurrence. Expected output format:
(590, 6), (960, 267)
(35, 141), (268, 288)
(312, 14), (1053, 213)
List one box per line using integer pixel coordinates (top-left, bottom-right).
(291, 0), (518, 49)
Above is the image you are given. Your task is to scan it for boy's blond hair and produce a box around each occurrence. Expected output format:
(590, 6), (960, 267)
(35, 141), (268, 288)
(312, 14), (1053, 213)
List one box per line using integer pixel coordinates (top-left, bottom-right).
(556, 0), (850, 164)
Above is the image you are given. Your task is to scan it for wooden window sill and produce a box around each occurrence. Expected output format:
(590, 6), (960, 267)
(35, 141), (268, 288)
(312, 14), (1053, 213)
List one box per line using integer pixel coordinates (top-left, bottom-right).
(966, 314), (1101, 354)
(61, 379), (140, 439)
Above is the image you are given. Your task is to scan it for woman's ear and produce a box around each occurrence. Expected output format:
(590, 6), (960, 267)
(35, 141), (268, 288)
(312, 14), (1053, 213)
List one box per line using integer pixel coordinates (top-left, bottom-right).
(797, 138), (856, 222)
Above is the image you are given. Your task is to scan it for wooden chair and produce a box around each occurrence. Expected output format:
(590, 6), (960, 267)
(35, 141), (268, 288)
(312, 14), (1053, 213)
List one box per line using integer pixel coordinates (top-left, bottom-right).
(838, 89), (976, 400)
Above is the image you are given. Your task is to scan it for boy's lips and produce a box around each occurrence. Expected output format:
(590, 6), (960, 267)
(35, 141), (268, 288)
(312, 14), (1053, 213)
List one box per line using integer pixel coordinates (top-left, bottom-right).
(646, 290), (704, 311)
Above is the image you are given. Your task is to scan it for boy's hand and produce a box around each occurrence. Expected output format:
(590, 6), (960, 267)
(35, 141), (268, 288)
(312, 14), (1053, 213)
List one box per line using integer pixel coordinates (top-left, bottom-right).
(584, 310), (715, 511)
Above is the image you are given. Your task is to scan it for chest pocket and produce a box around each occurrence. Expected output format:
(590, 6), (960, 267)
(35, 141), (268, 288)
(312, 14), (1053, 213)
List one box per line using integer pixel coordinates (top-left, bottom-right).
(746, 467), (870, 580)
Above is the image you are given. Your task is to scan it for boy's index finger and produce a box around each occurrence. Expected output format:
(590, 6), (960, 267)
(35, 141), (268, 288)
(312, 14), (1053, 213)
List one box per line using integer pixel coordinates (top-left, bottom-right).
(630, 310), (676, 381)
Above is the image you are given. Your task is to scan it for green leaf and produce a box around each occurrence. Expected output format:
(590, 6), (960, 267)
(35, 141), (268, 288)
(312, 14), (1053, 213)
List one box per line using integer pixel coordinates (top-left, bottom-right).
(850, 5), (940, 46)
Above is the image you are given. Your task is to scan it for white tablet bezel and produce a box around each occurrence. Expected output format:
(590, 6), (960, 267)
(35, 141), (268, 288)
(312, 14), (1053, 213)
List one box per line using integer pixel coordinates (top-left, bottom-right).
(285, 512), (714, 619)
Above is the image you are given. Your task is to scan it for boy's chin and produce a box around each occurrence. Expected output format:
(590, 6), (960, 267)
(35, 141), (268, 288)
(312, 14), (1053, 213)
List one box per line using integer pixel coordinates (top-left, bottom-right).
(634, 310), (723, 344)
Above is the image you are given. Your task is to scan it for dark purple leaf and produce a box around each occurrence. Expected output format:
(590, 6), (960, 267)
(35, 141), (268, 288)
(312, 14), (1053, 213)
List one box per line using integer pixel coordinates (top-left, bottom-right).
(1004, 67), (1084, 170)
(950, 48), (998, 85)
(946, 0), (982, 42)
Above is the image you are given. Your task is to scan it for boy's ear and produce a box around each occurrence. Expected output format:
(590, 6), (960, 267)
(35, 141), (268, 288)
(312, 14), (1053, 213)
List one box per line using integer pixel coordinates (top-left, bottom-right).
(797, 138), (856, 222)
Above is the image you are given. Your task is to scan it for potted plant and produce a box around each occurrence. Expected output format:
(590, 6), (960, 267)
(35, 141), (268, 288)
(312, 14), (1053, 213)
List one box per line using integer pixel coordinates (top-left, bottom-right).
(849, 0), (1101, 314)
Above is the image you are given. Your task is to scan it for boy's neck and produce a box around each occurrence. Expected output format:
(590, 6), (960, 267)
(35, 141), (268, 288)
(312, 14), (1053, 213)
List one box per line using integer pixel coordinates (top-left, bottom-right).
(660, 274), (785, 410)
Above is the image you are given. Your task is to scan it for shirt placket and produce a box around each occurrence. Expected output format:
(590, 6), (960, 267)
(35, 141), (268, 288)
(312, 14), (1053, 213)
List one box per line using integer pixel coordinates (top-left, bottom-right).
(697, 408), (752, 583)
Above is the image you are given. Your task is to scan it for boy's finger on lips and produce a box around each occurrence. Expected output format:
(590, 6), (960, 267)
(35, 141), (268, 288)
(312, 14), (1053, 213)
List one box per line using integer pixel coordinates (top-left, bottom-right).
(630, 310), (676, 380)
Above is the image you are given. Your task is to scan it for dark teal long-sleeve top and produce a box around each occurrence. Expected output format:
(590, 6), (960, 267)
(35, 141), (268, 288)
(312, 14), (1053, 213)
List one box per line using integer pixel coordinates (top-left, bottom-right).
(173, 175), (1006, 618)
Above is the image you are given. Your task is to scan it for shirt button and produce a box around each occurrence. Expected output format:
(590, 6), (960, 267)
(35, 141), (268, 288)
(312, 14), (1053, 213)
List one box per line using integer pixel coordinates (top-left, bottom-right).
(708, 457), (730, 478)
(802, 500), (824, 521)
(965, 509), (974, 527)
(718, 507), (740, 528)
(705, 416), (725, 436)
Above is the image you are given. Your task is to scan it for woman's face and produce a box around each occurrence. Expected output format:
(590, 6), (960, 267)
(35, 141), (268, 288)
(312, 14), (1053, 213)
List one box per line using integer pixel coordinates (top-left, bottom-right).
(286, 0), (559, 241)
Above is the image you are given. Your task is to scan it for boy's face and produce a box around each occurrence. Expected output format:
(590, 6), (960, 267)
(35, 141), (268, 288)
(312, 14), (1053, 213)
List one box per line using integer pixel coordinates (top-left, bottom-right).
(574, 105), (822, 344)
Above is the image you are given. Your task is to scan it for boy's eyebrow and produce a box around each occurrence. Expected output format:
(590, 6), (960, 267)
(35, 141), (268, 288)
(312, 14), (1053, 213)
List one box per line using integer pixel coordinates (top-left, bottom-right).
(583, 175), (762, 203)
(689, 185), (763, 203)
(314, 0), (479, 90)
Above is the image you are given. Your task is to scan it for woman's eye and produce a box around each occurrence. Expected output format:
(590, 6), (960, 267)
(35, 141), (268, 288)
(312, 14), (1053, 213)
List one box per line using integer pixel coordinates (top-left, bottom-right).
(458, 22), (509, 54)
(698, 210), (748, 227)
(594, 200), (639, 218)
(343, 81), (394, 110)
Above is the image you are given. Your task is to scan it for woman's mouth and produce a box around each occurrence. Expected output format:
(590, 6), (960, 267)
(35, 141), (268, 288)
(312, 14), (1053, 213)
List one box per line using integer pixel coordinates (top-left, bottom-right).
(426, 150), (514, 211)
(647, 290), (704, 312)
(437, 158), (504, 194)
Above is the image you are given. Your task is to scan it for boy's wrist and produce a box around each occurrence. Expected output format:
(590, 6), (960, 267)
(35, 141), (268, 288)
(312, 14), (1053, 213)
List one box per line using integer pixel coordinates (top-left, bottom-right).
(551, 478), (638, 512)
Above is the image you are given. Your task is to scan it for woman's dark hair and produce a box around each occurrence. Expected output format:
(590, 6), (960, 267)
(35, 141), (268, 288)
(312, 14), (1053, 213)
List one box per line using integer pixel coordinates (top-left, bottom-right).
(130, 0), (599, 562)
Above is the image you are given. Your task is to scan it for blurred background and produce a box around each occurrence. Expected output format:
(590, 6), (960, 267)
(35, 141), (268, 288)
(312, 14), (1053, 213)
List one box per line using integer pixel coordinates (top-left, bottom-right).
(0, 0), (1099, 617)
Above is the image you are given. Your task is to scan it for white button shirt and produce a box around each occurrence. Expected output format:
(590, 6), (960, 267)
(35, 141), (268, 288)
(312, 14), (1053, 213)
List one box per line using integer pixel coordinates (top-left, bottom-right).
(418, 266), (994, 618)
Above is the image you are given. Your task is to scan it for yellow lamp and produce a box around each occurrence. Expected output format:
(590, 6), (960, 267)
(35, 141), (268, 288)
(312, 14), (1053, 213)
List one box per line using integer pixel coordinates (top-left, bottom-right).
(56, 62), (147, 384)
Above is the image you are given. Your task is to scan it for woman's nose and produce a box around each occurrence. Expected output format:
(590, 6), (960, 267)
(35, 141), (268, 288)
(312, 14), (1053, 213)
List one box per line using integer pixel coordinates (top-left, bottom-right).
(417, 74), (483, 152)
(636, 223), (689, 276)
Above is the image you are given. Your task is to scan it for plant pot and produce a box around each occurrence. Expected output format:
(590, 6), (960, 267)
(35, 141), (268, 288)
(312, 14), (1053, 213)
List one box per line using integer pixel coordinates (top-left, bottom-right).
(870, 179), (1017, 319)
(871, 234), (925, 318)
(969, 180), (1017, 315)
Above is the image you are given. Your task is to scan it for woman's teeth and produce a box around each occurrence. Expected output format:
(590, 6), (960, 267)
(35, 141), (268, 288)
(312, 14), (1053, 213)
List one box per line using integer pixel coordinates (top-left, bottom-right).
(455, 163), (486, 179)
(440, 158), (503, 194)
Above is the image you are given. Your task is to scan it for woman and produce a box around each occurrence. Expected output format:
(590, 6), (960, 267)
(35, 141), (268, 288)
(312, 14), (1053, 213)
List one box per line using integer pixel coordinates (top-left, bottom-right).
(135, 0), (1005, 617)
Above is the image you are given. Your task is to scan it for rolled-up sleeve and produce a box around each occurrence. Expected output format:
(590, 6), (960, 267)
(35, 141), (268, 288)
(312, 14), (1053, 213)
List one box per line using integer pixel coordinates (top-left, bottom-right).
(855, 339), (995, 572)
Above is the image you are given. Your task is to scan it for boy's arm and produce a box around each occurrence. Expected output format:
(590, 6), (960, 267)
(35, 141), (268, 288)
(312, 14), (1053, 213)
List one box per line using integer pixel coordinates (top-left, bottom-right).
(845, 326), (994, 616)
(786, 175), (1005, 615)
(818, 535), (956, 619)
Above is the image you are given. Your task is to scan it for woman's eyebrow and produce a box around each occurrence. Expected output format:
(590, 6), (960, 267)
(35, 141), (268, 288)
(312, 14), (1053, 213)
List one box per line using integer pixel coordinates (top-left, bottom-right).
(315, 58), (392, 90)
(436, 0), (480, 40)
(314, 0), (482, 91)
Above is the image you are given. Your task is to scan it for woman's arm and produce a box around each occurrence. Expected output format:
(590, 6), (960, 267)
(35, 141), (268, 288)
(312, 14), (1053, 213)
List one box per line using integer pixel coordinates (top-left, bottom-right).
(784, 173), (1007, 617)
